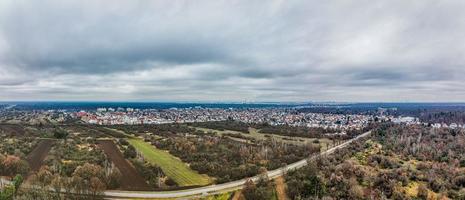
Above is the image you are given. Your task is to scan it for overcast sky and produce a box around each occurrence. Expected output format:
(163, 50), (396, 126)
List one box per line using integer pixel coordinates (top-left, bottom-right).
(1, 0), (465, 102)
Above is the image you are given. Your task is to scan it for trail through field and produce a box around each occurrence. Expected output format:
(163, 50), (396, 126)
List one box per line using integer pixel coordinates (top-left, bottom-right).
(231, 190), (244, 200)
(97, 140), (151, 191)
(26, 139), (54, 172)
(275, 176), (288, 200)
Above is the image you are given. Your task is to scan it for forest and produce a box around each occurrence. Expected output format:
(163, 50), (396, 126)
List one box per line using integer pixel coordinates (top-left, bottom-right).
(284, 123), (465, 199)
(153, 134), (320, 183)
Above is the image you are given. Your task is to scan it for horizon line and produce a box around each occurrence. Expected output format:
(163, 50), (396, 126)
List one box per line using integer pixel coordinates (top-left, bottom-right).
(2, 100), (465, 104)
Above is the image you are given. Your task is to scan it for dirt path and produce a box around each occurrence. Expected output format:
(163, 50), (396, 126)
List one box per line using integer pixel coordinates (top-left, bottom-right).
(231, 190), (244, 200)
(97, 140), (150, 191)
(26, 139), (54, 172)
(275, 176), (288, 200)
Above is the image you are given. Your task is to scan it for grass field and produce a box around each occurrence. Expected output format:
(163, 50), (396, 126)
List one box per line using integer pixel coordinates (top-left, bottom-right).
(191, 126), (333, 149)
(200, 192), (233, 200)
(127, 138), (212, 187)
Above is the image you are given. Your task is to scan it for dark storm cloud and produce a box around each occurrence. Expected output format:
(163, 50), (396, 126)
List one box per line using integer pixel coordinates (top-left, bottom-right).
(1, 0), (465, 101)
(14, 40), (229, 74)
(0, 1), (238, 74)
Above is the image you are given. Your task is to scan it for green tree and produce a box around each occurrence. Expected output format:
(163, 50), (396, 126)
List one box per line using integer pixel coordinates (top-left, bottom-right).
(0, 185), (15, 200)
(123, 145), (137, 159)
(12, 174), (23, 196)
(242, 176), (274, 200)
(303, 174), (326, 198)
(286, 162), (326, 199)
(53, 129), (69, 139)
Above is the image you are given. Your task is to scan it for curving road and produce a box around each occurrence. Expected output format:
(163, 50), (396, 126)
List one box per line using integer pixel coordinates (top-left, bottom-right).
(104, 130), (372, 199)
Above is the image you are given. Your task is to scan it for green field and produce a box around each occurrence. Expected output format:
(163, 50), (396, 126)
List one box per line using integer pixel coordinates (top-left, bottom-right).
(127, 138), (212, 187)
(191, 126), (333, 149)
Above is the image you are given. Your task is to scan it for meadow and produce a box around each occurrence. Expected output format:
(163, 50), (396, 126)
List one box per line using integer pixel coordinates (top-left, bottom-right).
(127, 138), (212, 187)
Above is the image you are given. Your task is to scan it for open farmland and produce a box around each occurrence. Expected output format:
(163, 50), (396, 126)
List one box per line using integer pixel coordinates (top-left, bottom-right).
(26, 139), (54, 172)
(127, 138), (212, 187)
(65, 125), (106, 137)
(0, 124), (29, 136)
(95, 127), (130, 138)
(97, 140), (150, 190)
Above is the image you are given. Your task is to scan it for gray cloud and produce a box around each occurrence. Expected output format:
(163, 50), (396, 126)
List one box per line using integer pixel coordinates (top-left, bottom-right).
(1, 0), (465, 102)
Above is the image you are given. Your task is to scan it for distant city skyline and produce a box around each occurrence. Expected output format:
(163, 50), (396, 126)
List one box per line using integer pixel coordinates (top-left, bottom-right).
(1, 1), (465, 102)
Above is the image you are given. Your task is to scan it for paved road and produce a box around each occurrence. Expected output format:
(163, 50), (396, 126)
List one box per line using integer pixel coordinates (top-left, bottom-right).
(104, 130), (372, 199)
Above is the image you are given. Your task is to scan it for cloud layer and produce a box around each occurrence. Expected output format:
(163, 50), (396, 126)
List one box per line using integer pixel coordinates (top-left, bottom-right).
(1, 0), (465, 102)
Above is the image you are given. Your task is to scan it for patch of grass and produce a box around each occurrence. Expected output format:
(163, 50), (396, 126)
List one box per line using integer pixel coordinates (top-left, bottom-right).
(127, 138), (212, 187)
(201, 192), (233, 200)
(403, 181), (440, 199)
(190, 126), (239, 135)
(404, 181), (420, 197)
(352, 140), (382, 165)
(192, 126), (332, 148)
(271, 188), (279, 200)
(101, 127), (134, 138)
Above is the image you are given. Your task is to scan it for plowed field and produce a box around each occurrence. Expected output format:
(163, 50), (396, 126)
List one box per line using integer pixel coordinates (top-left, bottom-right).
(26, 139), (54, 172)
(97, 140), (150, 191)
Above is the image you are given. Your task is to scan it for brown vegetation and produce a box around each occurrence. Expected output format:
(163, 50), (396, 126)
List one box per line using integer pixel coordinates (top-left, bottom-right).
(285, 123), (465, 199)
(97, 140), (150, 190)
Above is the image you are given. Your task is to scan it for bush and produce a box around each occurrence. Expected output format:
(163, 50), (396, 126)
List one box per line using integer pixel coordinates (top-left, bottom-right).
(1, 155), (30, 176)
(131, 159), (164, 188)
(242, 178), (274, 200)
(106, 169), (122, 189)
(53, 129), (69, 139)
(165, 178), (177, 186)
(0, 185), (15, 200)
(119, 139), (129, 146)
(417, 185), (429, 200)
(429, 178), (445, 193)
(454, 176), (465, 188)
(123, 145), (137, 159)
